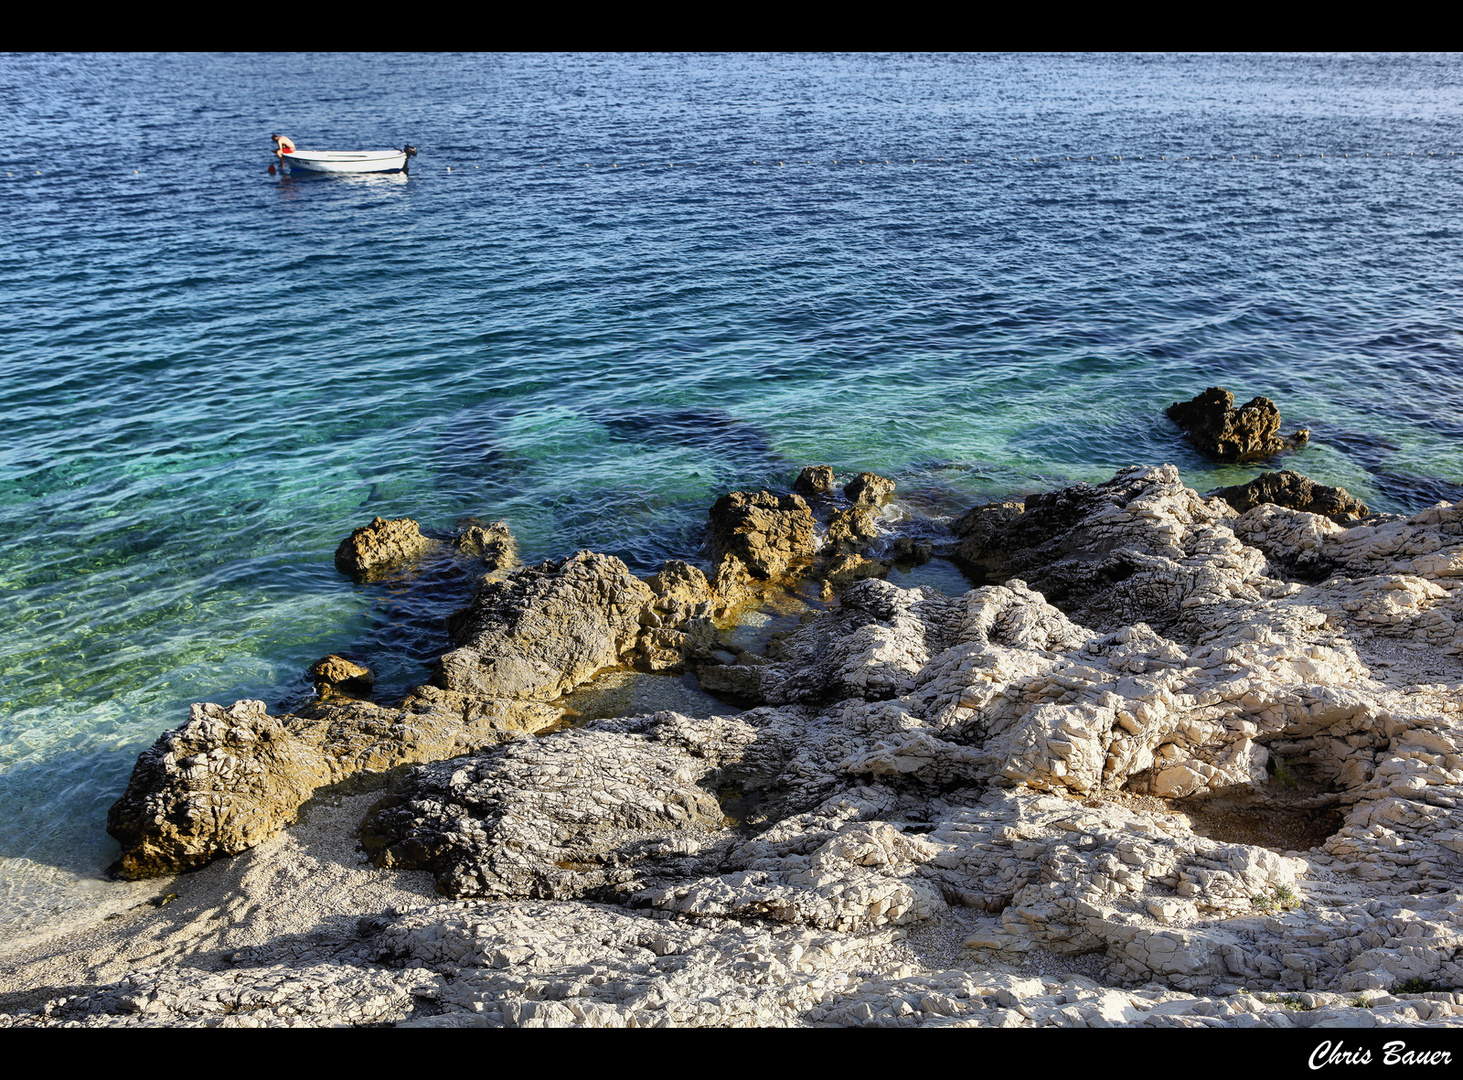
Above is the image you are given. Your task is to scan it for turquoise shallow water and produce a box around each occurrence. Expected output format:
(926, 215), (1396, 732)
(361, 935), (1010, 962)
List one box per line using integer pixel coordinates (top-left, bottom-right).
(3, 52), (1463, 934)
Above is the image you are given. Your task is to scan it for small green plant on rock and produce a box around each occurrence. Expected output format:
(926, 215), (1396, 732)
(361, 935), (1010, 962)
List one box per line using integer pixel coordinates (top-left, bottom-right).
(1251, 885), (1300, 913)
(1395, 976), (1444, 994)
(1269, 755), (1299, 791)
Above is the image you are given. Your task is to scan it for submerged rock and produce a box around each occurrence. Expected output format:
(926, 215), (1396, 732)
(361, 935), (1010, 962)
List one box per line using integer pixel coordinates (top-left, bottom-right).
(454, 519), (516, 567)
(1166, 387), (1309, 463)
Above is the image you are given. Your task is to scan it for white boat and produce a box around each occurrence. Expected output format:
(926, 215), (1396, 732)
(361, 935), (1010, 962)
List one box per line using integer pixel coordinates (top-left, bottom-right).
(270, 135), (418, 175)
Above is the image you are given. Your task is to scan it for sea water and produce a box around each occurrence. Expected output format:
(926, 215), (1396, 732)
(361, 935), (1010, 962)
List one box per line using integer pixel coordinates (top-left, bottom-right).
(3, 52), (1462, 939)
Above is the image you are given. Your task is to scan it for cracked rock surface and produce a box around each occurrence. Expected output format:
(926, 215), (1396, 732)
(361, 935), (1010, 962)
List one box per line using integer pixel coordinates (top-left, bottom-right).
(17, 464), (1463, 1027)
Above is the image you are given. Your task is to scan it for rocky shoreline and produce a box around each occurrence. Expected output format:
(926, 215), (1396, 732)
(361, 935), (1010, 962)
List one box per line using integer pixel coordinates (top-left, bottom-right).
(4, 404), (1463, 1027)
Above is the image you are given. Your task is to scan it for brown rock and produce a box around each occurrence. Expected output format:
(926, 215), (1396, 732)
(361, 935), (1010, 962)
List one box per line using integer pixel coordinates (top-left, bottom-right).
(307, 654), (374, 696)
(822, 553), (891, 588)
(1165, 387), (1309, 463)
(845, 472), (896, 506)
(455, 519), (516, 569)
(705, 490), (817, 581)
(637, 560), (719, 671)
(823, 505), (883, 555)
(708, 554), (757, 614)
(794, 465), (836, 496)
(644, 560), (716, 624)
(1209, 470), (1369, 524)
(107, 700), (332, 878)
(334, 517), (438, 581)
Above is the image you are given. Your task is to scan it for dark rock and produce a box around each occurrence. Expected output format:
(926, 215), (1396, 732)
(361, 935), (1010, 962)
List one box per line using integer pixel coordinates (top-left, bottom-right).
(1209, 470), (1369, 524)
(845, 472), (896, 506)
(890, 537), (934, 565)
(794, 465), (836, 496)
(334, 517), (439, 582)
(951, 499), (1026, 574)
(1165, 387), (1309, 463)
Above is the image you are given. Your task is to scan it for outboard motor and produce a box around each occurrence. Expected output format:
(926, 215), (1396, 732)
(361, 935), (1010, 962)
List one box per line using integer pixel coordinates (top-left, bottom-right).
(402, 145), (418, 175)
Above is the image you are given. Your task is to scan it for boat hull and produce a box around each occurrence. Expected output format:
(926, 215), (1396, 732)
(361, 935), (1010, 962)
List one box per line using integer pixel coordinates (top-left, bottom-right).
(279, 150), (410, 174)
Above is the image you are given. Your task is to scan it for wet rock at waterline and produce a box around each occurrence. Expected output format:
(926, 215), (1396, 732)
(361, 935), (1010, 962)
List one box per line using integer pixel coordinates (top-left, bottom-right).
(1209, 470), (1369, 524)
(706, 490), (818, 580)
(705, 490), (819, 611)
(1166, 387), (1310, 463)
(438, 551), (655, 701)
(794, 464), (836, 496)
(454, 519), (516, 567)
(334, 517), (440, 582)
(950, 499), (1027, 576)
(845, 471), (897, 507)
(821, 552), (892, 590)
(889, 536), (934, 566)
(307, 654), (375, 699)
(823, 505), (884, 555)
(109, 477), (914, 879)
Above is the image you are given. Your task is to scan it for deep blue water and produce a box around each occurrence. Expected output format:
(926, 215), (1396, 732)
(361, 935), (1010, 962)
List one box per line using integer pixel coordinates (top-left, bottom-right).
(3, 52), (1462, 935)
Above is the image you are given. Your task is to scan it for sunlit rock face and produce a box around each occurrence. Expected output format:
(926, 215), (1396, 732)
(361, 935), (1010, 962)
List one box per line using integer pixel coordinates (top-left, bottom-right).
(99, 464), (1463, 1026)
